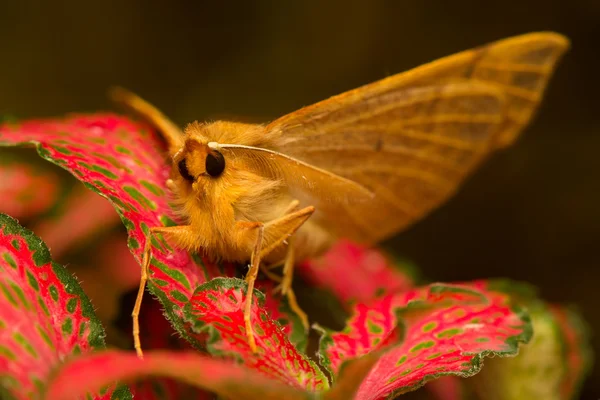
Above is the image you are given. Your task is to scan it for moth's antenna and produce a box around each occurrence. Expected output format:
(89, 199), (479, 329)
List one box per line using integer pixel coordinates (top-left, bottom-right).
(207, 142), (221, 151)
(215, 143), (375, 203)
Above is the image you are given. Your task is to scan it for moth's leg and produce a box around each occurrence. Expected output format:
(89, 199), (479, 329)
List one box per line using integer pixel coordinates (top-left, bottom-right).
(109, 86), (183, 153)
(259, 199), (300, 276)
(236, 206), (314, 353)
(278, 236), (295, 296)
(260, 243), (307, 329)
(134, 224), (194, 359)
(261, 207), (314, 331)
(278, 236), (309, 330)
(258, 265), (282, 282)
(260, 206), (314, 258)
(282, 199), (300, 214)
(241, 223), (264, 353)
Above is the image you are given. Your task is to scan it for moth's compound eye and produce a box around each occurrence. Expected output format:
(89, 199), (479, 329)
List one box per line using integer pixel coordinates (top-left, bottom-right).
(178, 159), (194, 182)
(205, 151), (225, 177)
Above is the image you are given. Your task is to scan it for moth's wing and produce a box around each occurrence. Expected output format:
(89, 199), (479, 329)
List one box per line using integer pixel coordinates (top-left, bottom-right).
(268, 32), (569, 149)
(258, 32), (569, 244)
(219, 82), (505, 243)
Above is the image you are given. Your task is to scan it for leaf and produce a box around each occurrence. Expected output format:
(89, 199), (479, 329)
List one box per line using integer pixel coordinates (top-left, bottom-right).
(184, 277), (329, 391)
(550, 305), (593, 399)
(470, 300), (592, 400)
(94, 233), (143, 292)
(323, 351), (385, 400)
(301, 241), (465, 400)
(130, 377), (214, 400)
(118, 288), (213, 399)
(44, 350), (314, 400)
(32, 185), (122, 259)
(73, 232), (144, 328)
(0, 114), (307, 349)
(0, 213), (131, 399)
(318, 281), (532, 399)
(1, 115), (211, 336)
(299, 239), (416, 305)
(0, 156), (61, 220)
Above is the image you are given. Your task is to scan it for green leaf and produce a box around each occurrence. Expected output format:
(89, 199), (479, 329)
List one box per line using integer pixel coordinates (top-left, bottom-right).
(0, 213), (131, 399)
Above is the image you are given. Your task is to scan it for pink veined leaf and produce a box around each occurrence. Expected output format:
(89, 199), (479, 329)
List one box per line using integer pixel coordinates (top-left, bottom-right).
(0, 213), (131, 399)
(32, 184), (122, 259)
(302, 240), (469, 400)
(468, 295), (592, 400)
(44, 350), (313, 400)
(0, 114), (307, 350)
(464, 280), (591, 399)
(301, 242), (464, 400)
(0, 158), (61, 220)
(317, 281), (532, 399)
(299, 239), (416, 305)
(322, 349), (389, 400)
(184, 277), (328, 391)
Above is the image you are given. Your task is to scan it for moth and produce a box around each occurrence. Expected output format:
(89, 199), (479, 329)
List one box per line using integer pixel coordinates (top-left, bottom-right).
(111, 32), (569, 358)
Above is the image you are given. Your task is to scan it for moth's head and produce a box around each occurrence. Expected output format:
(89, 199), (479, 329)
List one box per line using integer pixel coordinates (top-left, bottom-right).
(170, 134), (226, 195)
(168, 121), (281, 216)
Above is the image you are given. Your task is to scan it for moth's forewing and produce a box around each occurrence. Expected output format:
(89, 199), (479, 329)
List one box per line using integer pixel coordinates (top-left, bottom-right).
(259, 32), (569, 244)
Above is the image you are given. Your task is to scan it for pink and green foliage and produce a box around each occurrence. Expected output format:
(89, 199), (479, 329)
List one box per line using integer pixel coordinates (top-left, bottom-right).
(32, 277), (533, 400)
(0, 113), (593, 399)
(184, 278), (327, 391)
(318, 282), (532, 399)
(0, 114), (307, 352)
(0, 157), (61, 220)
(0, 213), (131, 399)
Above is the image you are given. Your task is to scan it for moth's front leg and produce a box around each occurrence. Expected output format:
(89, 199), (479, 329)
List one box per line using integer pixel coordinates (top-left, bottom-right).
(233, 221), (265, 353)
(134, 224), (195, 359)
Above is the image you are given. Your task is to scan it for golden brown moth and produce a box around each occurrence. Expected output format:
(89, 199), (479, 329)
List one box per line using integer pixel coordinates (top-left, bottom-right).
(110, 32), (569, 358)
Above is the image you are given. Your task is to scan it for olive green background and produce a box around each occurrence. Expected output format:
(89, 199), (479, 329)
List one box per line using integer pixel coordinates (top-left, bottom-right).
(1, 1), (598, 397)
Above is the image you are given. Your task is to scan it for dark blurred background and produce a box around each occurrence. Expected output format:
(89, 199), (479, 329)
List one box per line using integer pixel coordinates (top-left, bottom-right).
(1, 1), (598, 397)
